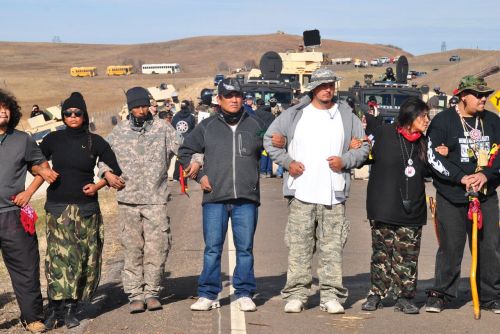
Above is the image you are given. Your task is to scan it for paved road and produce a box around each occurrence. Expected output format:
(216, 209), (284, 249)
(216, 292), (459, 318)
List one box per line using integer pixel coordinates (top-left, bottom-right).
(2, 177), (498, 333)
(79, 178), (498, 334)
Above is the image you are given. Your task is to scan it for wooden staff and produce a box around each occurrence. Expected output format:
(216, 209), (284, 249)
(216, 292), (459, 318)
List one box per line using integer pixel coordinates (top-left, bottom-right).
(428, 196), (439, 245)
(468, 194), (481, 320)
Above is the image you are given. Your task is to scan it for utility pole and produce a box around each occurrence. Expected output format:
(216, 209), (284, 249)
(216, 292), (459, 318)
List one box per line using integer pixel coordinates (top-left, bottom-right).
(441, 41), (446, 52)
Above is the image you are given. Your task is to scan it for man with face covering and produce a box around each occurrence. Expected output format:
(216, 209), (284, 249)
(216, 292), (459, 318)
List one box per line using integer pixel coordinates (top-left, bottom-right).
(178, 78), (265, 312)
(100, 86), (201, 313)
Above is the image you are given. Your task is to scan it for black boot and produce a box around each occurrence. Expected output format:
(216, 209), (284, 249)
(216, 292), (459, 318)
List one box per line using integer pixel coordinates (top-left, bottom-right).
(44, 299), (64, 329)
(63, 299), (80, 329)
(361, 294), (383, 311)
(394, 297), (419, 314)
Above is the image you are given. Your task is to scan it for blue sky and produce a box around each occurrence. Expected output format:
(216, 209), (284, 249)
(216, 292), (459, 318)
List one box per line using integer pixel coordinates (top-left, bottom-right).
(1, 0), (498, 55)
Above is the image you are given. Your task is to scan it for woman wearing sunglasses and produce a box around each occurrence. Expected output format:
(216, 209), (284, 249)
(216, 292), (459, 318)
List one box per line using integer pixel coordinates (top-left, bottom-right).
(38, 92), (123, 329)
(361, 97), (431, 314)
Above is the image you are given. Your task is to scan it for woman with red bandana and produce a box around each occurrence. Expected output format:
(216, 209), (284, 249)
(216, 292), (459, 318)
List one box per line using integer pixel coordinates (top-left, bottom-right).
(361, 97), (431, 314)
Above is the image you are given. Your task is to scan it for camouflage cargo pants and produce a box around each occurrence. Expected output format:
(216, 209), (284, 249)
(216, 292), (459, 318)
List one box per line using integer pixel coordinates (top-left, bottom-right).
(282, 198), (349, 304)
(119, 203), (171, 301)
(369, 221), (422, 298)
(45, 205), (103, 301)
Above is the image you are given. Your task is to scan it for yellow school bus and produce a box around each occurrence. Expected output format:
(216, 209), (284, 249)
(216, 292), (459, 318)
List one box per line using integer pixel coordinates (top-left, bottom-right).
(106, 65), (133, 76)
(70, 67), (97, 77)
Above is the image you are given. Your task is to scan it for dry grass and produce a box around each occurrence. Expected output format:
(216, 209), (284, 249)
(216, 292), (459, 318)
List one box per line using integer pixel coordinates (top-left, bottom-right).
(0, 34), (497, 132)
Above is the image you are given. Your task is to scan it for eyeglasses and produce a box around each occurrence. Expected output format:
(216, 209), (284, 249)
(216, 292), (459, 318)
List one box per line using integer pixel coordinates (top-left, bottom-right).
(63, 110), (83, 117)
(222, 92), (243, 99)
(468, 91), (490, 99)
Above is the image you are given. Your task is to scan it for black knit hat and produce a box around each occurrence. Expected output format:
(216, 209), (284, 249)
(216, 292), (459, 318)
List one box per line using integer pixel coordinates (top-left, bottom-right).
(126, 86), (151, 110)
(62, 92), (87, 113)
(61, 92), (89, 127)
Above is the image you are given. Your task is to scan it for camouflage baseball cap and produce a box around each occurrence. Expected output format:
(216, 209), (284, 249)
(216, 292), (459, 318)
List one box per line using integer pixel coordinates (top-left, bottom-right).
(455, 75), (494, 95)
(306, 68), (342, 91)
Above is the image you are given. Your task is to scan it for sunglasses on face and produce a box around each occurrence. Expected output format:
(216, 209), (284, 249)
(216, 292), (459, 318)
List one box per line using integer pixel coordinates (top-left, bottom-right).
(63, 110), (83, 117)
(468, 91), (490, 99)
(222, 92), (243, 99)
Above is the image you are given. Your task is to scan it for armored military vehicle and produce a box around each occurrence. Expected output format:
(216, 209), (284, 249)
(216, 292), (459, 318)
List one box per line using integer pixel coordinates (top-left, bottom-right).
(247, 30), (330, 95)
(24, 105), (65, 143)
(340, 56), (433, 123)
(242, 51), (294, 108)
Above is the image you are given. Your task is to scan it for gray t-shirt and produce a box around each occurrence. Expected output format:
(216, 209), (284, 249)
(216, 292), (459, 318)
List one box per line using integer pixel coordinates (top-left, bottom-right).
(0, 129), (46, 213)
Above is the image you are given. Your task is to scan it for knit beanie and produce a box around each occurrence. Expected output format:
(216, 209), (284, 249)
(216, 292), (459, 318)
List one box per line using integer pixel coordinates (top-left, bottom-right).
(126, 87), (151, 110)
(61, 92), (89, 127)
(62, 92), (87, 113)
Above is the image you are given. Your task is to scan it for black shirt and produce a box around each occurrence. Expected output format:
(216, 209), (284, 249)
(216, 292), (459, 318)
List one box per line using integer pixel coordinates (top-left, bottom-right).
(39, 127), (121, 205)
(367, 124), (427, 226)
(427, 107), (500, 204)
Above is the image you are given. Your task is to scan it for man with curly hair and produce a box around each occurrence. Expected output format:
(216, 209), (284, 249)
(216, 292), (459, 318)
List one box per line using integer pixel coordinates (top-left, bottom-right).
(0, 89), (57, 333)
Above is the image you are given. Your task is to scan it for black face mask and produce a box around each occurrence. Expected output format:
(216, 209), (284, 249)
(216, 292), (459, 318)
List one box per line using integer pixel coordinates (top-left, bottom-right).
(218, 108), (244, 125)
(130, 112), (153, 127)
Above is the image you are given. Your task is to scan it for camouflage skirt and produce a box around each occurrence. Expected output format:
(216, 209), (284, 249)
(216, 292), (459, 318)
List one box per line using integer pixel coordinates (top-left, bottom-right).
(45, 204), (104, 301)
(369, 221), (422, 299)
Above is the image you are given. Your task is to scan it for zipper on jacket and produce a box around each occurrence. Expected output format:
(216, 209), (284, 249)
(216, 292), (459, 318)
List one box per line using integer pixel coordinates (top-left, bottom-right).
(238, 133), (243, 156)
(232, 130), (237, 198)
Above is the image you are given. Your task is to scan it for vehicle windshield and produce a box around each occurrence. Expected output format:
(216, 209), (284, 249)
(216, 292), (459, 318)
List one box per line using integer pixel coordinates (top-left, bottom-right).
(394, 94), (414, 107)
(252, 91), (292, 105)
(31, 129), (51, 142)
(364, 94), (392, 107)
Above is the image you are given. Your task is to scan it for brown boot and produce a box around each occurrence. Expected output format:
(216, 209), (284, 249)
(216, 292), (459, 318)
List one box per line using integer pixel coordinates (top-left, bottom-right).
(145, 297), (163, 311)
(24, 320), (45, 333)
(129, 300), (146, 314)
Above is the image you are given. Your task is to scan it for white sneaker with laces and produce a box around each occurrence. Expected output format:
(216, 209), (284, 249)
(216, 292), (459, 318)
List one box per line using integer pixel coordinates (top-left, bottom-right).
(284, 299), (305, 313)
(320, 299), (345, 314)
(237, 297), (257, 312)
(190, 297), (220, 311)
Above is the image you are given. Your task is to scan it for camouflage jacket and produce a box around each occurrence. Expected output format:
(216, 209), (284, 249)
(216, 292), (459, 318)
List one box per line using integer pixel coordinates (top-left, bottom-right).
(100, 119), (180, 205)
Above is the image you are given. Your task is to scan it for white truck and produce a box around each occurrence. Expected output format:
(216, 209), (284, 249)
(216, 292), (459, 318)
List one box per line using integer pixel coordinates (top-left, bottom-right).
(331, 57), (352, 65)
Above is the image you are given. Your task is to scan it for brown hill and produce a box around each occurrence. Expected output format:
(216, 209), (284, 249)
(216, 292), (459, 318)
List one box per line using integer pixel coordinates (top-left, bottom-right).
(411, 49), (500, 97)
(0, 34), (497, 132)
(0, 33), (406, 115)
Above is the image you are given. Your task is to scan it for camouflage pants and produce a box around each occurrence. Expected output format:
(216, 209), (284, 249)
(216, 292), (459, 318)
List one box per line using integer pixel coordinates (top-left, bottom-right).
(119, 203), (171, 301)
(45, 205), (103, 301)
(369, 221), (422, 299)
(282, 198), (349, 304)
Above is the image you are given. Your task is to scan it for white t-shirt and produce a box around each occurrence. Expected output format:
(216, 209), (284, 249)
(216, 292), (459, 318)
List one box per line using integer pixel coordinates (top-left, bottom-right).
(288, 103), (345, 205)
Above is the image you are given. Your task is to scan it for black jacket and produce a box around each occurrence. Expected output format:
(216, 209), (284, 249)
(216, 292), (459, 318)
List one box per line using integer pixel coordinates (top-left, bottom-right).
(179, 110), (265, 204)
(172, 108), (196, 138)
(367, 124), (428, 226)
(427, 107), (500, 204)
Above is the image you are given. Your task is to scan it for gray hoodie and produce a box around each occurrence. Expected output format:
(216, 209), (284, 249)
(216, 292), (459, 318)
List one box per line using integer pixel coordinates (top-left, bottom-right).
(179, 111), (265, 204)
(263, 96), (369, 198)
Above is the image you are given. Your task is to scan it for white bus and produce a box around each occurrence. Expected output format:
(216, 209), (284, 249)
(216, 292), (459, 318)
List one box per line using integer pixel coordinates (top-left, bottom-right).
(141, 63), (181, 74)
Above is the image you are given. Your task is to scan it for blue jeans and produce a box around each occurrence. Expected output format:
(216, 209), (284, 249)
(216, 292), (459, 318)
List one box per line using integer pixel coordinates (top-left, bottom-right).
(276, 165), (283, 177)
(199, 199), (258, 300)
(260, 152), (272, 175)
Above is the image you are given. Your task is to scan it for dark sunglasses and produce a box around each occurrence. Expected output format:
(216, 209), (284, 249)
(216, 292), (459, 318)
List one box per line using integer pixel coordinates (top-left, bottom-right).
(63, 110), (83, 117)
(468, 91), (490, 99)
(222, 92), (243, 99)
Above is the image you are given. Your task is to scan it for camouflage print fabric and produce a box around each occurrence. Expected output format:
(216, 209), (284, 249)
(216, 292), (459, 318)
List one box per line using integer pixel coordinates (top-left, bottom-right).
(282, 198), (349, 304)
(368, 221), (422, 299)
(99, 118), (203, 205)
(119, 203), (171, 301)
(45, 205), (103, 301)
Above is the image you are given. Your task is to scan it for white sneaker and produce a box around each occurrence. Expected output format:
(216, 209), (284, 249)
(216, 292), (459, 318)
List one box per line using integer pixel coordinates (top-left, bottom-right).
(320, 299), (345, 314)
(284, 299), (305, 313)
(190, 297), (220, 311)
(237, 297), (257, 312)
